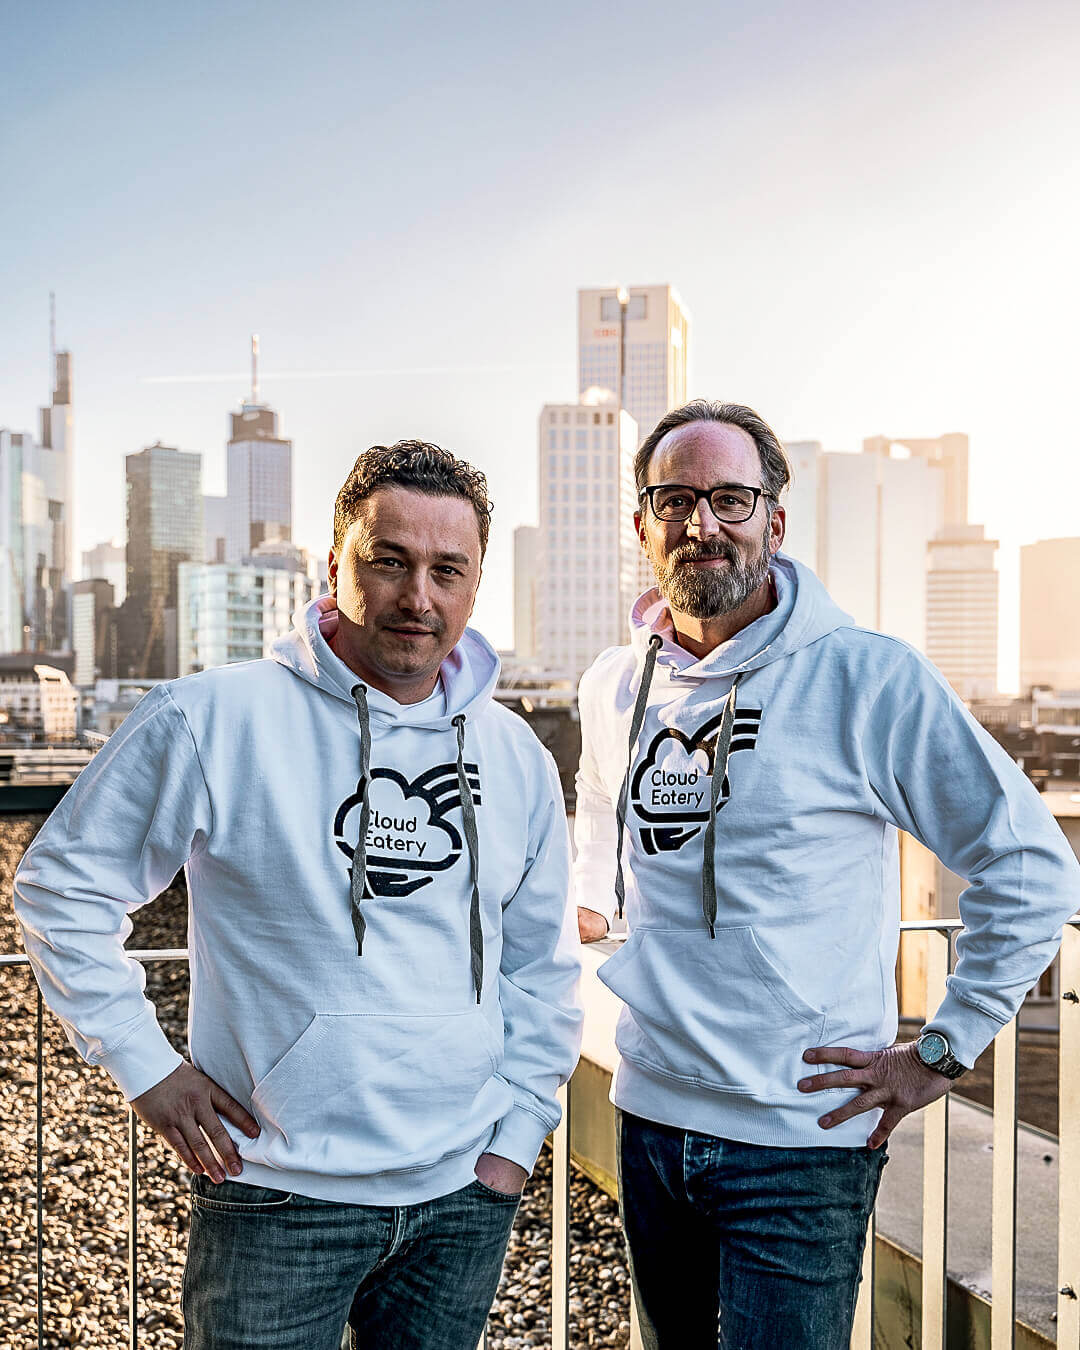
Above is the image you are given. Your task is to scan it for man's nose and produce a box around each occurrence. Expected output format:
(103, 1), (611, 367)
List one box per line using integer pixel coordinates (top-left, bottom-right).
(686, 497), (723, 538)
(398, 570), (433, 614)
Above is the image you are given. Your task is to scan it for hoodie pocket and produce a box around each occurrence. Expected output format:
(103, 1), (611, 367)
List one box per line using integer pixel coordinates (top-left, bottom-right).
(242, 1009), (502, 1176)
(598, 927), (825, 1099)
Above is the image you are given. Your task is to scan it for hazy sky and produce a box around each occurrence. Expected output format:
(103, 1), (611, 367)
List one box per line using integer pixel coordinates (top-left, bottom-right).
(3, 0), (1078, 686)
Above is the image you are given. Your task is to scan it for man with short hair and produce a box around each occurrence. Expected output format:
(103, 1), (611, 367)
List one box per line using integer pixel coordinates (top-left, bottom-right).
(574, 401), (1079, 1349)
(16, 441), (583, 1350)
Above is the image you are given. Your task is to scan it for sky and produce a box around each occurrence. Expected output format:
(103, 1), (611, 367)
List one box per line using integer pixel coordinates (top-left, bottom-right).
(2, 0), (1079, 687)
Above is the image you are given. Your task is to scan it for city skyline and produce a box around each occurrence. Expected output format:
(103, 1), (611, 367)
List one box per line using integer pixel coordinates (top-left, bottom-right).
(4, 1), (1079, 688)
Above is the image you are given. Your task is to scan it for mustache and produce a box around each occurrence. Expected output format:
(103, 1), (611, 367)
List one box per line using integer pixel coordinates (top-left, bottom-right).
(377, 616), (445, 635)
(669, 539), (740, 566)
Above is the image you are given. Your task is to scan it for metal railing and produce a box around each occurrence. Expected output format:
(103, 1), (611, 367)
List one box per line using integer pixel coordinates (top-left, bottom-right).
(4, 918), (1080, 1349)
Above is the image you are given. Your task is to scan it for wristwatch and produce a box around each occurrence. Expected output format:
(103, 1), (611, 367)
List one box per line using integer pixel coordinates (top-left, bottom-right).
(915, 1030), (967, 1080)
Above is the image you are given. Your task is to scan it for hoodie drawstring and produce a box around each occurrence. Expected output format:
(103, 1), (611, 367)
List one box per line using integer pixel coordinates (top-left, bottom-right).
(613, 635), (662, 919)
(453, 714), (484, 1005)
(349, 684), (373, 955)
(701, 674), (742, 938)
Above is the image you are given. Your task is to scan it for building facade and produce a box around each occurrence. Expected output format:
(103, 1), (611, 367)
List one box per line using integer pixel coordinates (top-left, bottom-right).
(0, 351), (74, 654)
(125, 443), (203, 679)
(925, 525), (999, 699)
(176, 561), (316, 675)
(1021, 537), (1080, 693)
(513, 525), (539, 663)
(0, 661), (78, 740)
(577, 284), (689, 447)
(71, 578), (116, 688)
(226, 402), (292, 563)
(82, 539), (126, 606)
(535, 397), (638, 680)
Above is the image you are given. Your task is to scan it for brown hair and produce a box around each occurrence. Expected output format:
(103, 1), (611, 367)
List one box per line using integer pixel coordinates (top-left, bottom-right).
(333, 440), (492, 556)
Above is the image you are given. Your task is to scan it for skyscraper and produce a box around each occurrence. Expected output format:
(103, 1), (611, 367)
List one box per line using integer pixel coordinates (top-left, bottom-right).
(926, 525), (999, 699)
(82, 539), (126, 605)
(818, 450), (944, 649)
(535, 394), (638, 679)
(577, 284), (691, 609)
(225, 343), (292, 563)
(513, 525), (539, 662)
(577, 285), (690, 446)
(1021, 538), (1080, 693)
(863, 433), (969, 526)
(125, 442), (203, 678)
(0, 350), (74, 654)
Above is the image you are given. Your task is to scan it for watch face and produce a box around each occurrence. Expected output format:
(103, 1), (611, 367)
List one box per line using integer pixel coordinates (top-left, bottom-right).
(919, 1033), (948, 1065)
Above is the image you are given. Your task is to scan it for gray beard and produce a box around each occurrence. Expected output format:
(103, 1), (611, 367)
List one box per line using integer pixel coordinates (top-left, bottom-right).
(653, 533), (772, 620)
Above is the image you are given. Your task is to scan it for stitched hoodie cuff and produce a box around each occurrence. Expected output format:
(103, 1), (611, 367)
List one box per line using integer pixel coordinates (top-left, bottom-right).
(95, 1016), (184, 1101)
(923, 988), (1007, 1070)
(489, 1106), (555, 1175)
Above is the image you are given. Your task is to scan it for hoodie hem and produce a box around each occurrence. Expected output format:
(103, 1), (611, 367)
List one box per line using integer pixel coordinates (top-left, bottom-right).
(233, 1137), (491, 1206)
(613, 1059), (879, 1150)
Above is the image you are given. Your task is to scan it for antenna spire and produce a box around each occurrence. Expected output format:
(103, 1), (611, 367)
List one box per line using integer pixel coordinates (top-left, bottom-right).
(251, 333), (260, 404)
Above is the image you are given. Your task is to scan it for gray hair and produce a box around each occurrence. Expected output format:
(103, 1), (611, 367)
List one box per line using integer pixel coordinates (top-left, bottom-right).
(634, 400), (791, 502)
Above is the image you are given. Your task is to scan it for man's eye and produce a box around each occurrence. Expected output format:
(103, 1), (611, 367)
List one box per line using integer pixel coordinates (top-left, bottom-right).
(436, 566), (464, 578)
(373, 556), (404, 568)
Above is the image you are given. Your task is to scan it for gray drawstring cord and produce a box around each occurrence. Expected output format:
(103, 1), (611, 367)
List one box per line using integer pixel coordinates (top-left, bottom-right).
(349, 684), (372, 955)
(453, 714), (484, 1004)
(701, 674), (742, 938)
(613, 635), (663, 919)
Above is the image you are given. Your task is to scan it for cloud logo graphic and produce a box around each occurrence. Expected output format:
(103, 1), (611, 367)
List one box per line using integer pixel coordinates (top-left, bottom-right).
(333, 761), (481, 898)
(630, 709), (761, 851)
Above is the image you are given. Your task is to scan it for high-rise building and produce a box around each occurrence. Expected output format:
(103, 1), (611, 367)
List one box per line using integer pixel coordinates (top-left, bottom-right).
(226, 401), (292, 563)
(1021, 538), (1080, 693)
(535, 394), (638, 679)
(71, 578), (115, 687)
(513, 526), (539, 662)
(125, 443), (203, 678)
(926, 525), (999, 699)
(818, 450), (944, 649)
(176, 561), (316, 675)
(0, 350), (74, 654)
(863, 433), (969, 526)
(578, 285), (689, 447)
(204, 495), (228, 563)
(82, 539), (126, 606)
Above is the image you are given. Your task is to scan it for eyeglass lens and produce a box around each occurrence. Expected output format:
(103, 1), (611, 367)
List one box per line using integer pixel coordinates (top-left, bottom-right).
(652, 485), (757, 523)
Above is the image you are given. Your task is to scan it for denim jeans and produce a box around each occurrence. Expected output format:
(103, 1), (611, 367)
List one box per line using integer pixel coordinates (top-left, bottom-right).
(617, 1111), (886, 1350)
(182, 1173), (520, 1349)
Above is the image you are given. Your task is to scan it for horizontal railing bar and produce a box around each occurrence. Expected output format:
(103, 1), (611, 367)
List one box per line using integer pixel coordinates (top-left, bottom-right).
(0, 948), (190, 968)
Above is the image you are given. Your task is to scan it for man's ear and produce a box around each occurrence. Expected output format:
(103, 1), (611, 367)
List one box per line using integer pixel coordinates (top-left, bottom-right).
(768, 505), (786, 556)
(327, 547), (338, 594)
(635, 510), (647, 550)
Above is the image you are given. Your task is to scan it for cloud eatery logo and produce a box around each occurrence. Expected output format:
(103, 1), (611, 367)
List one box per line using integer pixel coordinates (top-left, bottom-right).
(333, 761), (481, 898)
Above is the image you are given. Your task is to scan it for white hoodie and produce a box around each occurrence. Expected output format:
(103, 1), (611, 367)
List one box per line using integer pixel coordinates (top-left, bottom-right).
(574, 556), (1079, 1148)
(14, 597), (583, 1204)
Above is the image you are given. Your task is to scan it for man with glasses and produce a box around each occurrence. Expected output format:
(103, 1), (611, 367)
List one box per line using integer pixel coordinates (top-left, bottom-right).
(573, 400), (1079, 1349)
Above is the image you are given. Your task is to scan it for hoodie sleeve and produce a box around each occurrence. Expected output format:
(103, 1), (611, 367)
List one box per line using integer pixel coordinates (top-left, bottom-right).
(489, 750), (583, 1174)
(13, 685), (213, 1101)
(570, 665), (619, 929)
(862, 648), (1080, 1067)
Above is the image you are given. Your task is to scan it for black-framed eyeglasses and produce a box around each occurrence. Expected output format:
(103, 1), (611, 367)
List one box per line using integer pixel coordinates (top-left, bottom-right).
(638, 482), (769, 524)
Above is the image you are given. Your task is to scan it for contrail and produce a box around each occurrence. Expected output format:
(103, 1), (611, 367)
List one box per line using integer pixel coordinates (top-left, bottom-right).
(141, 362), (567, 385)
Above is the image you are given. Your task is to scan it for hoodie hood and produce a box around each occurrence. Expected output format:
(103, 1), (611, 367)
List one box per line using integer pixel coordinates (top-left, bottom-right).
(629, 552), (853, 679)
(270, 594), (501, 729)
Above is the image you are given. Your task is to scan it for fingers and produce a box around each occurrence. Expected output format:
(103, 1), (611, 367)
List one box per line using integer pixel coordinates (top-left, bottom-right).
(185, 1121), (229, 1184)
(803, 1045), (875, 1069)
(196, 1107), (246, 1180)
(814, 1091), (883, 1131)
(868, 1107), (905, 1150)
(160, 1124), (205, 1176)
(798, 1064), (876, 1094)
(210, 1084), (261, 1140)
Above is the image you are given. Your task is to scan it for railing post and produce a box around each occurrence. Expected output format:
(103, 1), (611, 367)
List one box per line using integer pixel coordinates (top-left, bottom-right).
(1057, 925), (1080, 1348)
(922, 927), (951, 1350)
(991, 1015), (1018, 1350)
(850, 1212), (875, 1350)
(128, 1107), (139, 1348)
(36, 987), (45, 1350)
(551, 1078), (572, 1350)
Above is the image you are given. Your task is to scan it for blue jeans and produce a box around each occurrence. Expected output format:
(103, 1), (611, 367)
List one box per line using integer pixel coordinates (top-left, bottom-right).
(182, 1173), (520, 1349)
(617, 1111), (886, 1350)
